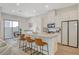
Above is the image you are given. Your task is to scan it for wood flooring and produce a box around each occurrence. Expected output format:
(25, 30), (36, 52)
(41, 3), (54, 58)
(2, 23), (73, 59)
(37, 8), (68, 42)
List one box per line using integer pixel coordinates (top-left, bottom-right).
(55, 43), (79, 55)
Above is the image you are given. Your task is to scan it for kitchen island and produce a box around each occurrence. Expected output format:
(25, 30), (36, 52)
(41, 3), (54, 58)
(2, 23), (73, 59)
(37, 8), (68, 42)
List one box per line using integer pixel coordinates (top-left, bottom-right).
(29, 32), (59, 55)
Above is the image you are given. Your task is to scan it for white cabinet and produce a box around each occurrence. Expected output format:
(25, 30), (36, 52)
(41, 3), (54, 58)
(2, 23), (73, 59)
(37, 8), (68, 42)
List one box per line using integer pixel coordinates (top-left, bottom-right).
(61, 20), (78, 48)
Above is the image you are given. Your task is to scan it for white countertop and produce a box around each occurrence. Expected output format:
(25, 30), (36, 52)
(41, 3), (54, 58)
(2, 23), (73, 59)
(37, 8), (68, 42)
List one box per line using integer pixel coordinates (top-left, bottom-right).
(29, 32), (59, 39)
(38, 33), (59, 38)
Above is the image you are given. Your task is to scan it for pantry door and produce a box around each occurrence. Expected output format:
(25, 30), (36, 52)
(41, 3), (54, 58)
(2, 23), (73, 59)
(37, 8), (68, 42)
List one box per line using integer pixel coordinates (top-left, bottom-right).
(69, 21), (78, 47)
(61, 21), (68, 45)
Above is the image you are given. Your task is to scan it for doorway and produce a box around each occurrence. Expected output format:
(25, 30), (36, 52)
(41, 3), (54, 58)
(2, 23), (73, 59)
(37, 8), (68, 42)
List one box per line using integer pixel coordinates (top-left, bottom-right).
(4, 20), (19, 40)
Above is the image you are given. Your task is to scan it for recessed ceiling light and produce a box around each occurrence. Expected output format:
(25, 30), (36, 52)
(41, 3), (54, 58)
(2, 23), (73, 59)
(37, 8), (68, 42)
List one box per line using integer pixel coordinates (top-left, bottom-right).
(33, 10), (36, 13)
(18, 10), (22, 12)
(16, 3), (20, 6)
(45, 5), (49, 8)
(12, 10), (15, 12)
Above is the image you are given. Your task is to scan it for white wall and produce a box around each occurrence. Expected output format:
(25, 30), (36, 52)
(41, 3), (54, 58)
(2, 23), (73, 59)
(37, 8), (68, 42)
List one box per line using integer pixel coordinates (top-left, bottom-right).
(27, 16), (42, 33)
(0, 7), (3, 39)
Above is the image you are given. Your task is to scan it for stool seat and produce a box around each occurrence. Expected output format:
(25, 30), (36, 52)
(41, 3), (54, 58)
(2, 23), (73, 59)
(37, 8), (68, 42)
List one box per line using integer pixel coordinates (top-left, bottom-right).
(34, 38), (47, 45)
(34, 38), (49, 55)
(19, 34), (26, 50)
(35, 40), (48, 46)
(27, 39), (34, 43)
(20, 34), (26, 41)
(25, 36), (34, 42)
(24, 36), (35, 54)
(42, 42), (48, 45)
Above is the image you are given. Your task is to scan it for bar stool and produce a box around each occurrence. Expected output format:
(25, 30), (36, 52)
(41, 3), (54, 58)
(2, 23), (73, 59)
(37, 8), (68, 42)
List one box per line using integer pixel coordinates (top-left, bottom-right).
(19, 34), (26, 51)
(25, 36), (35, 55)
(34, 38), (49, 55)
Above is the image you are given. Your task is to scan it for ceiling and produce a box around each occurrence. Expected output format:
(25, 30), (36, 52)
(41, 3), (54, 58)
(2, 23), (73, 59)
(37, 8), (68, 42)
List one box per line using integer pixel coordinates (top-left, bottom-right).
(0, 3), (76, 18)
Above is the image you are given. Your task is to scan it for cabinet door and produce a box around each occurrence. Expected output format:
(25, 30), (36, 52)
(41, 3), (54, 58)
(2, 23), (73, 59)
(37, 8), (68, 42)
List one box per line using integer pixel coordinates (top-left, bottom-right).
(62, 22), (68, 45)
(69, 21), (77, 47)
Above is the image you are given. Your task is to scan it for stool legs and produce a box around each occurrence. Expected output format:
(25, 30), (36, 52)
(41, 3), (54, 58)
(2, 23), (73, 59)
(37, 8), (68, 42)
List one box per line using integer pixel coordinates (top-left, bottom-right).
(19, 40), (26, 51)
(40, 46), (41, 52)
(41, 46), (43, 55)
(30, 43), (32, 49)
(37, 46), (38, 52)
(25, 42), (27, 52)
(25, 42), (30, 52)
(23, 41), (25, 51)
(40, 46), (44, 55)
(30, 43), (33, 55)
(26, 42), (33, 55)
(19, 40), (21, 48)
(24, 43), (49, 55)
(36, 46), (43, 55)
(47, 45), (49, 55)
(39, 45), (49, 55)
